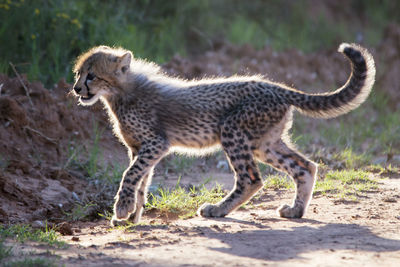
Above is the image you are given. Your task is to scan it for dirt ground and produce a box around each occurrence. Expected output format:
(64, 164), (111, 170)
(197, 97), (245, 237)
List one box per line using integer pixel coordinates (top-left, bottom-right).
(5, 175), (400, 266)
(1, 23), (400, 267)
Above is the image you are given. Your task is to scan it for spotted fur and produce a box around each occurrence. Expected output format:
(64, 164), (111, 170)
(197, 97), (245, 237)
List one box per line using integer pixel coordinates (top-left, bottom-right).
(72, 43), (375, 225)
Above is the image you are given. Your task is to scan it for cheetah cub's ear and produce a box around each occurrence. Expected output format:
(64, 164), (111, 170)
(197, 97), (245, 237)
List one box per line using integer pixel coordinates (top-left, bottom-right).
(119, 52), (132, 74)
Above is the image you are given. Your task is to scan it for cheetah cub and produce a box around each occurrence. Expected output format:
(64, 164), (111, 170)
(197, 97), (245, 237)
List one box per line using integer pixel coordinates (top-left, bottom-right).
(72, 44), (375, 226)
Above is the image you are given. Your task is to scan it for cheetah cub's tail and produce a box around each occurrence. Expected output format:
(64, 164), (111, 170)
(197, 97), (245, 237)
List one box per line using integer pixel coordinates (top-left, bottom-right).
(285, 43), (375, 118)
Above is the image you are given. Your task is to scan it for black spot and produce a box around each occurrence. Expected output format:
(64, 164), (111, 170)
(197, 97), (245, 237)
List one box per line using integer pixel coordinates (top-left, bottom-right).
(134, 165), (142, 171)
(243, 154), (251, 161)
(222, 142), (229, 147)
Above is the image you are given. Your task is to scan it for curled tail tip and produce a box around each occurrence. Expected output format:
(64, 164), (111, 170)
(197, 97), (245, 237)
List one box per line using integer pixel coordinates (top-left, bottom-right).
(338, 42), (351, 53)
(338, 42), (365, 59)
(338, 42), (376, 76)
(338, 43), (374, 61)
(338, 42), (364, 53)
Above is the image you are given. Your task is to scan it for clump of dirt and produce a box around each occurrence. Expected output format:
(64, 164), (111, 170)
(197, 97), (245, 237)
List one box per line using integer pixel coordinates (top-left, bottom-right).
(0, 74), (116, 223)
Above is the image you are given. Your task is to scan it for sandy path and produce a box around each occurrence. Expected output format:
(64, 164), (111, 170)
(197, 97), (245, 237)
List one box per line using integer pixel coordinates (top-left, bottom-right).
(7, 176), (398, 267)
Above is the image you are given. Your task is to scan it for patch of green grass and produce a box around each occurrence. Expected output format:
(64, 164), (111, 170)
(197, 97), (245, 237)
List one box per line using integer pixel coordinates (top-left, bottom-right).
(332, 148), (371, 170)
(0, 239), (12, 262)
(264, 174), (294, 190)
(146, 181), (225, 219)
(0, 224), (65, 248)
(315, 170), (378, 199)
(4, 257), (58, 267)
(227, 15), (267, 49)
(0, 227), (60, 266)
(262, 169), (378, 201)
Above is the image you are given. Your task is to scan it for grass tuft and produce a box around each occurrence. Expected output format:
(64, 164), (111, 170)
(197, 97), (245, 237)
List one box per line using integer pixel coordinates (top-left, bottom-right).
(146, 182), (225, 219)
(315, 170), (378, 200)
(264, 174), (294, 190)
(4, 257), (58, 267)
(0, 239), (12, 262)
(0, 224), (66, 248)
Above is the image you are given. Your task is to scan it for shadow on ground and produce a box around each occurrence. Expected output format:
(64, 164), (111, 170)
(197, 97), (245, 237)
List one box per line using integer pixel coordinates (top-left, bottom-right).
(204, 222), (400, 261)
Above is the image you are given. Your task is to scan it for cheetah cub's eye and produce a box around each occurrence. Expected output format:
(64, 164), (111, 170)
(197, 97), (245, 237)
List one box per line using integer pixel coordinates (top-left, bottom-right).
(86, 73), (95, 81)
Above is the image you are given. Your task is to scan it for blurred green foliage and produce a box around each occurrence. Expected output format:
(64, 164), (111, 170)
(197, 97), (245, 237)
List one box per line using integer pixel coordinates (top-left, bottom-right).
(0, 0), (399, 85)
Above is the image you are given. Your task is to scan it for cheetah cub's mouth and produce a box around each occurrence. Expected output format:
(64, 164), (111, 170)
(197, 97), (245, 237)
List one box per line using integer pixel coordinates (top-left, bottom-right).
(80, 92), (95, 101)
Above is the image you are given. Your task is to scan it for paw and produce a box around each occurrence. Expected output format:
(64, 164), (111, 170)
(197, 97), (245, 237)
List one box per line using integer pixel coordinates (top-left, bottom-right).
(110, 210), (141, 227)
(113, 196), (136, 221)
(110, 216), (129, 227)
(128, 207), (144, 224)
(198, 203), (227, 218)
(277, 204), (304, 218)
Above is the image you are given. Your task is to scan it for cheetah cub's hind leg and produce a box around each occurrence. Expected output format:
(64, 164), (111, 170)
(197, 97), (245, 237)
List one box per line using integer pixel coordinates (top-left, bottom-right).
(199, 117), (264, 217)
(256, 139), (317, 218)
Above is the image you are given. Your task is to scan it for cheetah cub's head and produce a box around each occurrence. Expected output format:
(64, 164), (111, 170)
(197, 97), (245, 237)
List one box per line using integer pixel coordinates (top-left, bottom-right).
(72, 46), (132, 105)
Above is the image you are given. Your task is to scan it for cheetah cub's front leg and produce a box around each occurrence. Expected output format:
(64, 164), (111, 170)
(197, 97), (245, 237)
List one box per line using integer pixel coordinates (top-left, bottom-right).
(111, 139), (168, 226)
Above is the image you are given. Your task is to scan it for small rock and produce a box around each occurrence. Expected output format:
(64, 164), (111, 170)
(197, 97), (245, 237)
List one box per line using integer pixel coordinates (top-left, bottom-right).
(31, 220), (45, 229)
(58, 222), (73, 236)
(383, 197), (397, 203)
(71, 236), (80, 242)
